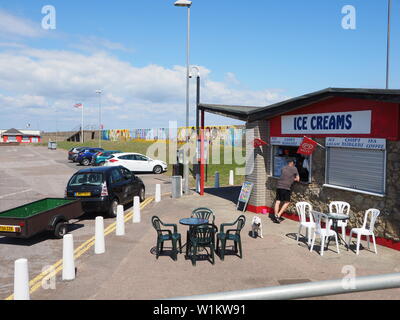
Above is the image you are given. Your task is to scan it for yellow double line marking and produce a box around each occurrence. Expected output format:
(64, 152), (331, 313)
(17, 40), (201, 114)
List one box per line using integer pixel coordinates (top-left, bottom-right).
(5, 197), (154, 300)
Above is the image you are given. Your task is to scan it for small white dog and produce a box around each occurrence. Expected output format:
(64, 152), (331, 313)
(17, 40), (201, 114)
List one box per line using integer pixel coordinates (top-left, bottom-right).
(251, 216), (263, 238)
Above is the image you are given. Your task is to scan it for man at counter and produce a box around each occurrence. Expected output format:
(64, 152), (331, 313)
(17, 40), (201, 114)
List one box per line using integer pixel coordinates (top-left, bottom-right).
(273, 159), (300, 224)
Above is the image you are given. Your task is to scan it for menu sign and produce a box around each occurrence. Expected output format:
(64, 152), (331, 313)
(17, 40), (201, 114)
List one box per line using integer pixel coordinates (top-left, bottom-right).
(326, 137), (386, 150)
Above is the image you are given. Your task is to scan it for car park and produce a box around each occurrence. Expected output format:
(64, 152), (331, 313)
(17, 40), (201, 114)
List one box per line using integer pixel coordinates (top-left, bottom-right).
(76, 148), (104, 166)
(65, 166), (145, 218)
(105, 153), (168, 174)
(92, 150), (122, 166)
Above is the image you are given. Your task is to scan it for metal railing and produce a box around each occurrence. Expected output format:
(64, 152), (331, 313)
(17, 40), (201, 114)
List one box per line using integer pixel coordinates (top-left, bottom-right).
(170, 273), (400, 300)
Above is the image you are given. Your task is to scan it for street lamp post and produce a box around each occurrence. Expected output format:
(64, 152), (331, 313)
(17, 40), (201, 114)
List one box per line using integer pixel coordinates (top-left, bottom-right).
(174, 0), (192, 195)
(386, 0), (392, 89)
(96, 89), (102, 148)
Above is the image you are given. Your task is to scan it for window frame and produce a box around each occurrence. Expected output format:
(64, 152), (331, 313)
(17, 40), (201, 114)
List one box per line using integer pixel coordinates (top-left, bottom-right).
(269, 137), (312, 184)
(324, 142), (387, 197)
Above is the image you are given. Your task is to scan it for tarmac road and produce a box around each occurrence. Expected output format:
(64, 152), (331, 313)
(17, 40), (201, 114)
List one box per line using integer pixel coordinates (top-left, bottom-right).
(0, 145), (171, 299)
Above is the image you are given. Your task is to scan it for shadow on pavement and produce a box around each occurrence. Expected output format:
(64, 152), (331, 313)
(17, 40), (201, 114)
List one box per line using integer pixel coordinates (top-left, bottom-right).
(204, 186), (241, 204)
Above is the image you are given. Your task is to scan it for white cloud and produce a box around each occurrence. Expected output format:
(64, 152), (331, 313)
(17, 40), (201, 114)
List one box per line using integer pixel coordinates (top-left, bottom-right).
(0, 46), (290, 129)
(0, 3), (290, 131)
(0, 10), (43, 39)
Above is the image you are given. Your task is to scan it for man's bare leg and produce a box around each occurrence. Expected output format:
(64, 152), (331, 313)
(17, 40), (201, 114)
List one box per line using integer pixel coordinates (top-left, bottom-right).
(274, 200), (281, 216)
(277, 201), (290, 218)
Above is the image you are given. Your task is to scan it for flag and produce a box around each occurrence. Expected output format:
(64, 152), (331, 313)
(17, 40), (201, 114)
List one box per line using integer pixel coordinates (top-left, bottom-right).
(254, 138), (268, 148)
(74, 103), (82, 109)
(297, 136), (318, 155)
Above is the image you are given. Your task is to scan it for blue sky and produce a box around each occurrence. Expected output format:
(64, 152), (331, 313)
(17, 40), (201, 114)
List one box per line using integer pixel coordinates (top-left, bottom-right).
(0, 0), (399, 131)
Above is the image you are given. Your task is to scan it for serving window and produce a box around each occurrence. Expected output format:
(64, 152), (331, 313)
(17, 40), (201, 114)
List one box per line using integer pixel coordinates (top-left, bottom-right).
(324, 138), (386, 196)
(270, 137), (312, 183)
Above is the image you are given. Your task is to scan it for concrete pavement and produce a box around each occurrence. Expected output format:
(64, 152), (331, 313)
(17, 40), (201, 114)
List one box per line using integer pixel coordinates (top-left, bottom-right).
(0, 145), (170, 299)
(32, 188), (400, 300)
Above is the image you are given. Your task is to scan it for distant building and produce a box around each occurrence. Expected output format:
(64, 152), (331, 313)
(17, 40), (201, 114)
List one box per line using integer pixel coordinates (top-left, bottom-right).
(0, 128), (41, 143)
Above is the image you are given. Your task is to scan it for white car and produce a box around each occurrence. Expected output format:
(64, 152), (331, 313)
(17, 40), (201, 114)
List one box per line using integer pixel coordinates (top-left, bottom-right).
(105, 153), (168, 174)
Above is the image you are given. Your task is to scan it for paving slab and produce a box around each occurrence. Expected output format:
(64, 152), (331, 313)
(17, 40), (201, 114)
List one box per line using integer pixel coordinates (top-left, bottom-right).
(32, 189), (400, 300)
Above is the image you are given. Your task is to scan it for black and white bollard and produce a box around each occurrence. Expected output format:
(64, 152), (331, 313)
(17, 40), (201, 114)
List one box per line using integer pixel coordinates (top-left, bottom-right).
(14, 258), (30, 300)
(133, 196), (141, 223)
(116, 205), (125, 236)
(155, 184), (161, 203)
(172, 176), (182, 199)
(95, 216), (105, 254)
(196, 174), (200, 193)
(214, 172), (220, 188)
(62, 234), (75, 281)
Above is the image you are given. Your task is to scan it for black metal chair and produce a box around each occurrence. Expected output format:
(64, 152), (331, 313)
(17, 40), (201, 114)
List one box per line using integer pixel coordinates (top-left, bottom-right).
(216, 215), (246, 261)
(191, 207), (215, 225)
(189, 223), (218, 266)
(151, 216), (182, 261)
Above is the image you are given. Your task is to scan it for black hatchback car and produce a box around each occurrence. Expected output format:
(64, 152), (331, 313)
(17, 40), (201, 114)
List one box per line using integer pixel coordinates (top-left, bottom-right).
(65, 166), (145, 218)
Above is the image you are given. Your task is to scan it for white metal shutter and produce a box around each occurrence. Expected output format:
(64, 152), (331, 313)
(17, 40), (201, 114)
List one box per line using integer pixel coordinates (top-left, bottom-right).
(326, 147), (385, 194)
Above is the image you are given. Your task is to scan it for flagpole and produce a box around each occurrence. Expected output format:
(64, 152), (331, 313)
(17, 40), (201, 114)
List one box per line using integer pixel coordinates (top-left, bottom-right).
(82, 104), (84, 144)
(304, 136), (325, 149)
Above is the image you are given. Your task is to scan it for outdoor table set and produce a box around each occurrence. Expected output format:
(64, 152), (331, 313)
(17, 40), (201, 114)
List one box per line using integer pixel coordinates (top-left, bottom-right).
(151, 208), (246, 266)
(295, 201), (381, 256)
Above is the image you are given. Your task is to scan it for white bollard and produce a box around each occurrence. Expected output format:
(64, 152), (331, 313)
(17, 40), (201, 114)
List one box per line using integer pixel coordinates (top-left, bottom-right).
(116, 205), (125, 236)
(229, 170), (234, 186)
(95, 216), (105, 254)
(133, 196), (141, 223)
(196, 174), (200, 193)
(155, 184), (161, 203)
(62, 234), (75, 281)
(14, 258), (30, 300)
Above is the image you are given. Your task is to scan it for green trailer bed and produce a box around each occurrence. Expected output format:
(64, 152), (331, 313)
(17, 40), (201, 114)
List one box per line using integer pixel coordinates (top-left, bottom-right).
(0, 198), (84, 239)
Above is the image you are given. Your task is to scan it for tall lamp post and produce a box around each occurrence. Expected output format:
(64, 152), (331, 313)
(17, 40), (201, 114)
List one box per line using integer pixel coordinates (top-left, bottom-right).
(190, 66), (203, 195)
(96, 89), (102, 148)
(386, 0), (392, 89)
(174, 0), (192, 195)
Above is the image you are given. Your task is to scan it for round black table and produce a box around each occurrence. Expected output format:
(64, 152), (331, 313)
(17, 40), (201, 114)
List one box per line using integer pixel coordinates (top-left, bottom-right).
(179, 218), (208, 226)
(179, 218), (209, 258)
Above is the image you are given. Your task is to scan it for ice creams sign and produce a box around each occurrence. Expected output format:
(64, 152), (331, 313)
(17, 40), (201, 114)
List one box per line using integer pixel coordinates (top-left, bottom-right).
(281, 111), (372, 134)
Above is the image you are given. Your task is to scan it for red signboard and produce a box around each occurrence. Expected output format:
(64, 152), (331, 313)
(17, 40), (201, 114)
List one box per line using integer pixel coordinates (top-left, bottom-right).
(269, 97), (400, 141)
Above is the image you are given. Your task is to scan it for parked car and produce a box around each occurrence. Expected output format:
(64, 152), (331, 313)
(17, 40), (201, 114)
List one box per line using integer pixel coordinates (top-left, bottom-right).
(68, 146), (90, 162)
(65, 166), (145, 218)
(105, 153), (168, 174)
(92, 150), (122, 166)
(76, 148), (104, 166)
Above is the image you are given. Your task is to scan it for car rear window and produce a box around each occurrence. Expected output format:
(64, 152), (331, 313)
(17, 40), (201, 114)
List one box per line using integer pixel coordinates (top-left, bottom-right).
(69, 173), (104, 186)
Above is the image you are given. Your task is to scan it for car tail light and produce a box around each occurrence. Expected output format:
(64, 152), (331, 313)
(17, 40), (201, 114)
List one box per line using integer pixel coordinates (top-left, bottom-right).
(98, 152), (103, 156)
(19, 222), (25, 227)
(101, 182), (108, 196)
(109, 159), (119, 163)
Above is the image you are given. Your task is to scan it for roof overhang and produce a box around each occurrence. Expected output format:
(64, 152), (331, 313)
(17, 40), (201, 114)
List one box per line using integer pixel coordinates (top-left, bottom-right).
(199, 88), (400, 123)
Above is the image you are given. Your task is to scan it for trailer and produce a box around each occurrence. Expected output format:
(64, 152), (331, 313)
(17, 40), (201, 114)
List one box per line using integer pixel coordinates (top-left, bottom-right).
(0, 198), (84, 239)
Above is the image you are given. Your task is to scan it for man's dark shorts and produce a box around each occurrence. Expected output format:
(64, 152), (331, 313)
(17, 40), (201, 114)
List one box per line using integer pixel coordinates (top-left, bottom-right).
(276, 188), (291, 202)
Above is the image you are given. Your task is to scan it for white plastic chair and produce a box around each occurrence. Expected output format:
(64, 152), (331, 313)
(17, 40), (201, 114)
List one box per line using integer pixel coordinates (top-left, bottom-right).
(329, 201), (350, 240)
(310, 211), (340, 256)
(295, 202), (315, 246)
(348, 209), (380, 255)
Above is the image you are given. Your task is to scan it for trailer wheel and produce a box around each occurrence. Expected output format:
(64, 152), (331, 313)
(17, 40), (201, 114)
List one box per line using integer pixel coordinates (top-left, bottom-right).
(54, 222), (68, 239)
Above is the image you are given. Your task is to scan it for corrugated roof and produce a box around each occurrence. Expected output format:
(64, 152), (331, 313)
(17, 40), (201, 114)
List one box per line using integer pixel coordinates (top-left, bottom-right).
(199, 88), (400, 122)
